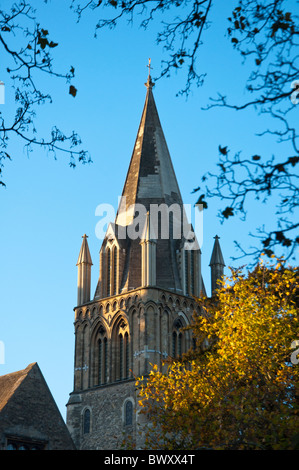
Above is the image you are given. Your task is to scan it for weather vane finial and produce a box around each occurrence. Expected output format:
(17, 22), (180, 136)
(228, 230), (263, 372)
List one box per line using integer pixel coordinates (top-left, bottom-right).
(145, 58), (155, 88)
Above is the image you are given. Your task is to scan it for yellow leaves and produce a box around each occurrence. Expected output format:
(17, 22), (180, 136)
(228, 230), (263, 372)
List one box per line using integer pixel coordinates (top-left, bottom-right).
(136, 258), (299, 449)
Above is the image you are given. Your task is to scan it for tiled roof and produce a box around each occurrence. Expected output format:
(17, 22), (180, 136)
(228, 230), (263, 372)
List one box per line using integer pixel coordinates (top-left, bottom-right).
(0, 363), (36, 412)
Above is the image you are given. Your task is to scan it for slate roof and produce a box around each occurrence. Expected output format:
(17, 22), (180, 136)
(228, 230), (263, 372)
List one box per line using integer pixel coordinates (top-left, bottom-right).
(116, 76), (183, 225)
(0, 362), (35, 413)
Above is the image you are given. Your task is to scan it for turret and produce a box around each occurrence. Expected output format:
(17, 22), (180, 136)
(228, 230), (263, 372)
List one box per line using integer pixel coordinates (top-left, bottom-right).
(209, 235), (225, 295)
(76, 234), (93, 305)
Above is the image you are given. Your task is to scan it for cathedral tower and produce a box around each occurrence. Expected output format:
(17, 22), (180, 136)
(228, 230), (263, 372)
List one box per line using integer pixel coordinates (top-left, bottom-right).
(66, 66), (224, 450)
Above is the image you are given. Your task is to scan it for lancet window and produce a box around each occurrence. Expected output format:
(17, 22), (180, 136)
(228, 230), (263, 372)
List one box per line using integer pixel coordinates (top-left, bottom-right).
(105, 245), (118, 297)
(95, 324), (108, 385)
(172, 318), (185, 358)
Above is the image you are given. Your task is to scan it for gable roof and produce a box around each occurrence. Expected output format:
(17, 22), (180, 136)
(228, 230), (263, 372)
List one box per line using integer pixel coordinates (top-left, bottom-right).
(0, 362), (36, 413)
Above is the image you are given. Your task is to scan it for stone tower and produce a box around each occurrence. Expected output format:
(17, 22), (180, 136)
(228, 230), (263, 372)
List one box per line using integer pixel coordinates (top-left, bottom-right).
(66, 67), (225, 450)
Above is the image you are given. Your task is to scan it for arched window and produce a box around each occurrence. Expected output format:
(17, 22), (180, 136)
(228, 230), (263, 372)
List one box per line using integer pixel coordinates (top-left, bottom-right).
(178, 332), (182, 357)
(98, 338), (102, 383)
(190, 250), (195, 295)
(119, 333), (123, 381)
(172, 318), (184, 358)
(125, 332), (129, 379)
(106, 248), (111, 297)
(83, 408), (91, 434)
(95, 325), (108, 385)
(113, 246), (118, 295)
(125, 400), (133, 426)
(103, 337), (108, 383)
(172, 331), (177, 357)
(113, 318), (130, 382)
(184, 250), (189, 295)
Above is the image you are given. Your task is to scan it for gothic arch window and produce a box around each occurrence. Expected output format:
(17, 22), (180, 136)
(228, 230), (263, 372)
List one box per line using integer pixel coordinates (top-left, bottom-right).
(122, 398), (134, 427)
(184, 250), (189, 295)
(125, 400), (133, 426)
(172, 318), (185, 358)
(113, 246), (118, 295)
(190, 250), (195, 295)
(106, 247), (111, 297)
(119, 333), (123, 380)
(105, 244), (118, 297)
(184, 250), (196, 296)
(83, 408), (91, 435)
(94, 324), (108, 385)
(125, 332), (129, 379)
(112, 317), (130, 382)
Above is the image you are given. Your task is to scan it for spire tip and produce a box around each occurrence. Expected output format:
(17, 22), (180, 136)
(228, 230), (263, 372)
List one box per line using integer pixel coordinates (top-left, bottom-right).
(145, 58), (155, 89)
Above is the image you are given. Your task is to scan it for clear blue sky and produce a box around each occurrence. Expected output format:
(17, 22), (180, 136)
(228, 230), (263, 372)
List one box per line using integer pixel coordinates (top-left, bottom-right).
(0, 0), (297, 419)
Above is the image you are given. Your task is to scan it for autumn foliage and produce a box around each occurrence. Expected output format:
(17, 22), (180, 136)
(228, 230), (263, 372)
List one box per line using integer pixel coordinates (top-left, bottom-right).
(136, 258), (299, 450)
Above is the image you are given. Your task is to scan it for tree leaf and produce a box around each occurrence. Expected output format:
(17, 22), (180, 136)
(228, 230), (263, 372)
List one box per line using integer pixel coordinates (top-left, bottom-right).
(69, 85), (77, 97)
(222, 206), (234, 218)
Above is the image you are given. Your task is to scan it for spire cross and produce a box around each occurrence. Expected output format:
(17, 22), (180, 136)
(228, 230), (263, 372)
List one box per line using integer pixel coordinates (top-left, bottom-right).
(145, 58), (155, 89)
(147, 58), (153, 77)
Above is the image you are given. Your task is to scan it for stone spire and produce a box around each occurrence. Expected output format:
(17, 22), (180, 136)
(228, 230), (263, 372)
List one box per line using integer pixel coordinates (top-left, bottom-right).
(111, 61), (188, 292)
(115, 60), (183, 226)
(77, 234), (93, 305)
(209, 235), (225, 295)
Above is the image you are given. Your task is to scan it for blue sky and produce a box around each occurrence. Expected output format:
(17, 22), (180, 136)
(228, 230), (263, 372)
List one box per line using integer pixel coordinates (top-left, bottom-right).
(0, 0), (297, 419)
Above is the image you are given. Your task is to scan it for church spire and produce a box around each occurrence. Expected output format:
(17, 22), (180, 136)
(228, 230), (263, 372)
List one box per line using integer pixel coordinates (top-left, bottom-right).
(76, 234), (93, 305)
(209, 235), (225, 295)
(113, 63), (186, 292)
(116, 59), (183, 226)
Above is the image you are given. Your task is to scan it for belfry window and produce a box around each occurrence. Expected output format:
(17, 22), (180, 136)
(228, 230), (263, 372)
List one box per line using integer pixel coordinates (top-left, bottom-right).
(190, 250), (195, 295)
(106, 248), (111, 297)
(106, 245), (118, 297)
(184, 250), (189, 295)
(113, 246), (117, 295)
